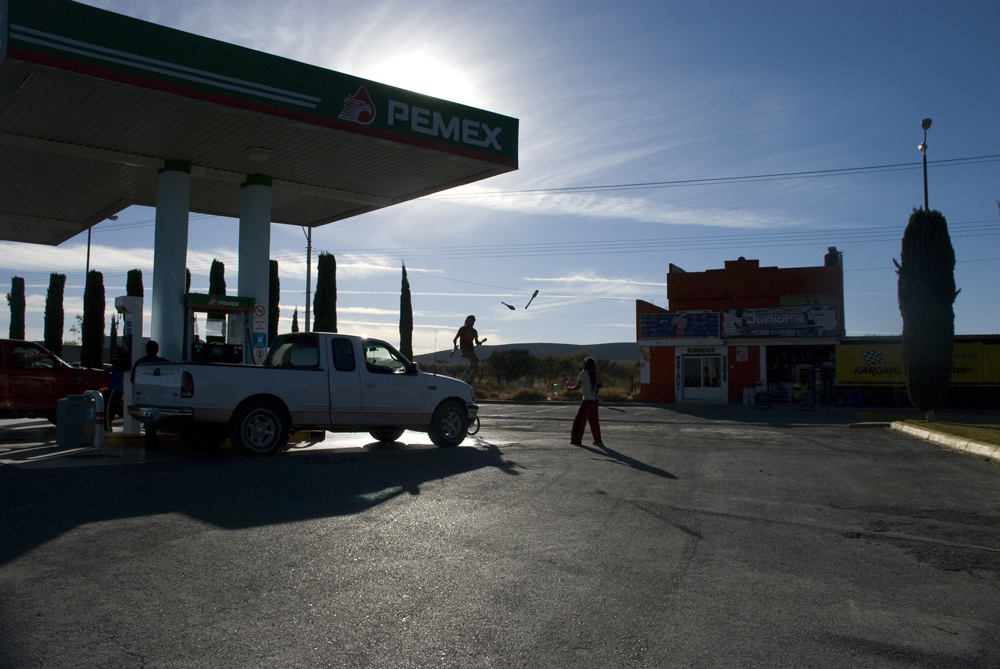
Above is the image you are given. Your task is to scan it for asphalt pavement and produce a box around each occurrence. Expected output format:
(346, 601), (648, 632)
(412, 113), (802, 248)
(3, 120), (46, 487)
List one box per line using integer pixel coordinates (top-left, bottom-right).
(1, 403), (998, 668)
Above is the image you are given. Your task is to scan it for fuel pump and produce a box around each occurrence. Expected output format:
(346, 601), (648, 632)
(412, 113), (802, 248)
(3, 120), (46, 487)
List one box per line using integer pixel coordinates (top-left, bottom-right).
(114, 295), (144, 435)
(183, 293), (256, 363)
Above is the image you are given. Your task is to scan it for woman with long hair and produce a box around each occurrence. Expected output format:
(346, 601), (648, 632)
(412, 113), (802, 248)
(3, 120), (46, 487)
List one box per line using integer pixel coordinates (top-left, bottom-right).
(567, 357), (602, 446)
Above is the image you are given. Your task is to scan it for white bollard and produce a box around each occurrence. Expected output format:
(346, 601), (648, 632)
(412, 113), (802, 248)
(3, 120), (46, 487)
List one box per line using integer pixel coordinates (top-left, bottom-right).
(83, 390), (105, 449)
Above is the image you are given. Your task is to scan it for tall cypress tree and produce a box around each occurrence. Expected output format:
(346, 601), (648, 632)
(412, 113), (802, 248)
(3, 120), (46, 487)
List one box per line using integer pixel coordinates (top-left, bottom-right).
(208, 259), (227, 336)
(209, 260), (226, 296)
(313, 252), (337, 333)
(291, 307), (300, 333)
(126, 269), (144, 297)
(81, 270), (106, 368)
(895, 208), (960, 420)
(6, 276), (25, 340)
(269, 259), (280, 340)
(109, 315), (119, 359)
(44, 273), (66, 355)
(399, 263), (413, 360)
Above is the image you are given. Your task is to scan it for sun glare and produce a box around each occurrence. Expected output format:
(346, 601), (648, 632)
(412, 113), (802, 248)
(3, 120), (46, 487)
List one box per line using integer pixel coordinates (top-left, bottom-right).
(365, 52), (478, 106)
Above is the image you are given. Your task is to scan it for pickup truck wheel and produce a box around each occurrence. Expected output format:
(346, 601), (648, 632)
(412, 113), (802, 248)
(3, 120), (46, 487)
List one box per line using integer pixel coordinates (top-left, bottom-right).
(229, 400), (288, 456)
(428, 400), (468, 448)
(179, 423), (228, 452)
(369, 427), (405, 444)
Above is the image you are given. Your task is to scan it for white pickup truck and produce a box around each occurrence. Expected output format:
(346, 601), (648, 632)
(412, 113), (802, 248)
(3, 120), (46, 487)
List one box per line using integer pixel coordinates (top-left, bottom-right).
(128, 333), (477, 456)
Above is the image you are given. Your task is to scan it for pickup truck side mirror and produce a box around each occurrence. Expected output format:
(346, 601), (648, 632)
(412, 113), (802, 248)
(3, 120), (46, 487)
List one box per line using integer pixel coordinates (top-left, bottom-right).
(408, 362), (421, 375)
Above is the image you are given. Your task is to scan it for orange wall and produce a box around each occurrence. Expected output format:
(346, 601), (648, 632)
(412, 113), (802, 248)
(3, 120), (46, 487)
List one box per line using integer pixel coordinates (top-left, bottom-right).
(641, 345), (675, 403)
(667, 259), (843, 317)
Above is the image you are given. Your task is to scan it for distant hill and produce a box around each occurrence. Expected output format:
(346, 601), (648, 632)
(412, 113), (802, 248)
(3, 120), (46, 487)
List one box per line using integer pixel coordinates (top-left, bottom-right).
(413, 342), (639, 365)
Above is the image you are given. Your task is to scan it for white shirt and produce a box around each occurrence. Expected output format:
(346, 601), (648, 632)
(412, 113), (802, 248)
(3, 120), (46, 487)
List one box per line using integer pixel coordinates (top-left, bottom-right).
(578, 370), (599, 401)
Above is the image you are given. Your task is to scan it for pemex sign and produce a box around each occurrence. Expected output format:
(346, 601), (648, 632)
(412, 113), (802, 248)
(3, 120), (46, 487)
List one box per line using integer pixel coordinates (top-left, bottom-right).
(4, 0), (518, 168)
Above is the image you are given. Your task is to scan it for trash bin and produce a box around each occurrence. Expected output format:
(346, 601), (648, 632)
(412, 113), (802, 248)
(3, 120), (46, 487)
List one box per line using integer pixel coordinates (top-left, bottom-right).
(56, 395), (96, 449)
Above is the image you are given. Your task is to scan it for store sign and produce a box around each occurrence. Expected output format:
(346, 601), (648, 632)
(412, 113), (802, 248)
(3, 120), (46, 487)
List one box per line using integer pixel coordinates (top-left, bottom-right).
(836, 342), (994, 386)
(639, 311), (719, 339)
(682, 347), (720, 355)
(722, 306), (838, 338)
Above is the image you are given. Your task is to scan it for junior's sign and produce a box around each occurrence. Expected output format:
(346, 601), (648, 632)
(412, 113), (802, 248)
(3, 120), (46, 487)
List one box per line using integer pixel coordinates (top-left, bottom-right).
(722, 306), (838, 338)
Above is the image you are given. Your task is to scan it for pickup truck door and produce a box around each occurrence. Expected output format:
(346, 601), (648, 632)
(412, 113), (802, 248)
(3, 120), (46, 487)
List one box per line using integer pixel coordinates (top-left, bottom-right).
(359, 339), (426, 426)
(328, 336), (363, 424)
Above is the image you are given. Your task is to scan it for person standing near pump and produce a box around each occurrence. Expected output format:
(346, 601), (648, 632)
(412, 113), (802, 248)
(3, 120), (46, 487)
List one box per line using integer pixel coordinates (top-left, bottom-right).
(131, 340), (169, 448)
(567, 357), (603, 447)
(103, 348), (130, 432)
(452, 315), (486, 383)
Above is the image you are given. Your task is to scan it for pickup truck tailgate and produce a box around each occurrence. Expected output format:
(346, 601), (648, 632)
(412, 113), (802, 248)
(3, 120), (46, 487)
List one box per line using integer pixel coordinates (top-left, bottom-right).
(133, 365), (185, 406)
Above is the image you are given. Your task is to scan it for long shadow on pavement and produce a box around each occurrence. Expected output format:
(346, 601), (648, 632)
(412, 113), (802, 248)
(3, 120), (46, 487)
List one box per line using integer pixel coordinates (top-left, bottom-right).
(572, 441), (677, 479)
(0, 441), (518, 567)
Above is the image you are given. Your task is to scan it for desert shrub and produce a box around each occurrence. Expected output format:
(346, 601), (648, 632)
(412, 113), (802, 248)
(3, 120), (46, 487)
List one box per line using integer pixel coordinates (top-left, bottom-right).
(600, 389), (630, 403)
(511, 388), (547, 402)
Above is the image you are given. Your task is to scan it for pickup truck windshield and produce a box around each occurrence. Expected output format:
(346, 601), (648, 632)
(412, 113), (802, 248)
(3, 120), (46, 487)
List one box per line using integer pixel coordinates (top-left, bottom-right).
(362, 339), (408, 375)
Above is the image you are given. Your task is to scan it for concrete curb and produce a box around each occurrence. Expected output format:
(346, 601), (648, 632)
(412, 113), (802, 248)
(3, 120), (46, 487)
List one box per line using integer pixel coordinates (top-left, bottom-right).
(890, 421), (1000, 463)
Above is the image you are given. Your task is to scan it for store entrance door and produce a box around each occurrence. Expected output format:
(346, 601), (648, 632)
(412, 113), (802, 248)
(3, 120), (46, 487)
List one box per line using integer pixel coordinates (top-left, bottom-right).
(682, 355), (724, 400)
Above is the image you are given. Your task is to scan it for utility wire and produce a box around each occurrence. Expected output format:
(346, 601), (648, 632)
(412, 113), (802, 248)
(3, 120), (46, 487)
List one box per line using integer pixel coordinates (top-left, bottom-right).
(428, 154), (1000, 198)
(7, 219), (998, 283)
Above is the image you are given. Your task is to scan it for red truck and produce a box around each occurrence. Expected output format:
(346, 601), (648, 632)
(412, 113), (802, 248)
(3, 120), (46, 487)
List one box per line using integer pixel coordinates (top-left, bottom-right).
(0, 340), (110, 421)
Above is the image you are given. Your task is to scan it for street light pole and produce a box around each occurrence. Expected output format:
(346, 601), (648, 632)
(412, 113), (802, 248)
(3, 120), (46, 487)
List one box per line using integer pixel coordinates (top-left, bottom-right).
(919, 118), (932, 211)
(302, 226), (312, 332)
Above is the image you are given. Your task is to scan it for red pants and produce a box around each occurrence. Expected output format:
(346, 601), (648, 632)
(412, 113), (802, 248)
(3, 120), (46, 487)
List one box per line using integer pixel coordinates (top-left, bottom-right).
(571, 400), (602, 444)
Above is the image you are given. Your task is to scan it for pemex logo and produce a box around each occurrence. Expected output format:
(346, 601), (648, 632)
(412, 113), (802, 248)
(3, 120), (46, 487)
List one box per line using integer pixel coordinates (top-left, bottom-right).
(338, 85), (375, 125)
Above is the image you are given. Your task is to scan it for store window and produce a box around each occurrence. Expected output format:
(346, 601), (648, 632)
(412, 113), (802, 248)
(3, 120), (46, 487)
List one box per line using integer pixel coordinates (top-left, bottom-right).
(682, 355), (723, 398)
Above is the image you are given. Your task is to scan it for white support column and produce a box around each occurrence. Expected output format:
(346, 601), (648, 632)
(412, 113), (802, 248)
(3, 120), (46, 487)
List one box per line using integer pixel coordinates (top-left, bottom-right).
(238, 175), (272, 363)
(151, 162), (191, 362)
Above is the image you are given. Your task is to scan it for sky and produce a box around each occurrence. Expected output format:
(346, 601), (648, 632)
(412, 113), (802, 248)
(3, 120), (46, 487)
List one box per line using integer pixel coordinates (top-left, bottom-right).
(2, 0), (998, 357)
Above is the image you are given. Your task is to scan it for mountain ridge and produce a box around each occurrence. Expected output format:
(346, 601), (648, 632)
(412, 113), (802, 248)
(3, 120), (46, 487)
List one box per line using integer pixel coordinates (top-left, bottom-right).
(413, 341), (639, 365)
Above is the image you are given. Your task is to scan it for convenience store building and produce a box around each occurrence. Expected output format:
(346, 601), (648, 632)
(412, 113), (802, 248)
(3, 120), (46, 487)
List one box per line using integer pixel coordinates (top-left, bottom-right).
(636, 250), (845, 404)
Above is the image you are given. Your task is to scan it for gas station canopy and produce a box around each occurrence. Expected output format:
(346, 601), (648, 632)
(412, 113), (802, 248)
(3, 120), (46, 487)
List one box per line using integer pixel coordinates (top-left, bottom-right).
(0, 0), (519, 246)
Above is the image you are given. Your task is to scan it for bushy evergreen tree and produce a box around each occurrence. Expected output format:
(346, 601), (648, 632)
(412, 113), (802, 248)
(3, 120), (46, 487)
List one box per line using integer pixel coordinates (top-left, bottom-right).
(126, 269), (144, 297)
(81, 270), (106, 368)
(6, 276), (25, 340)
(269, 260), (280, 340)
(485, 349), (537, 385)
(291, 308), (299, 333)
(399, 263), (413, 359)
(44, 273), (66, 355)
(313, 253), (337, 333)
(895, 208), (960, 419)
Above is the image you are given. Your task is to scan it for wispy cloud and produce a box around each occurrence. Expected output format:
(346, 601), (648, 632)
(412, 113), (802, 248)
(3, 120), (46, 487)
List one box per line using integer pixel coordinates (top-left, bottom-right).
(424, 190), (789, 228)
(527, 275), (664, 287)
